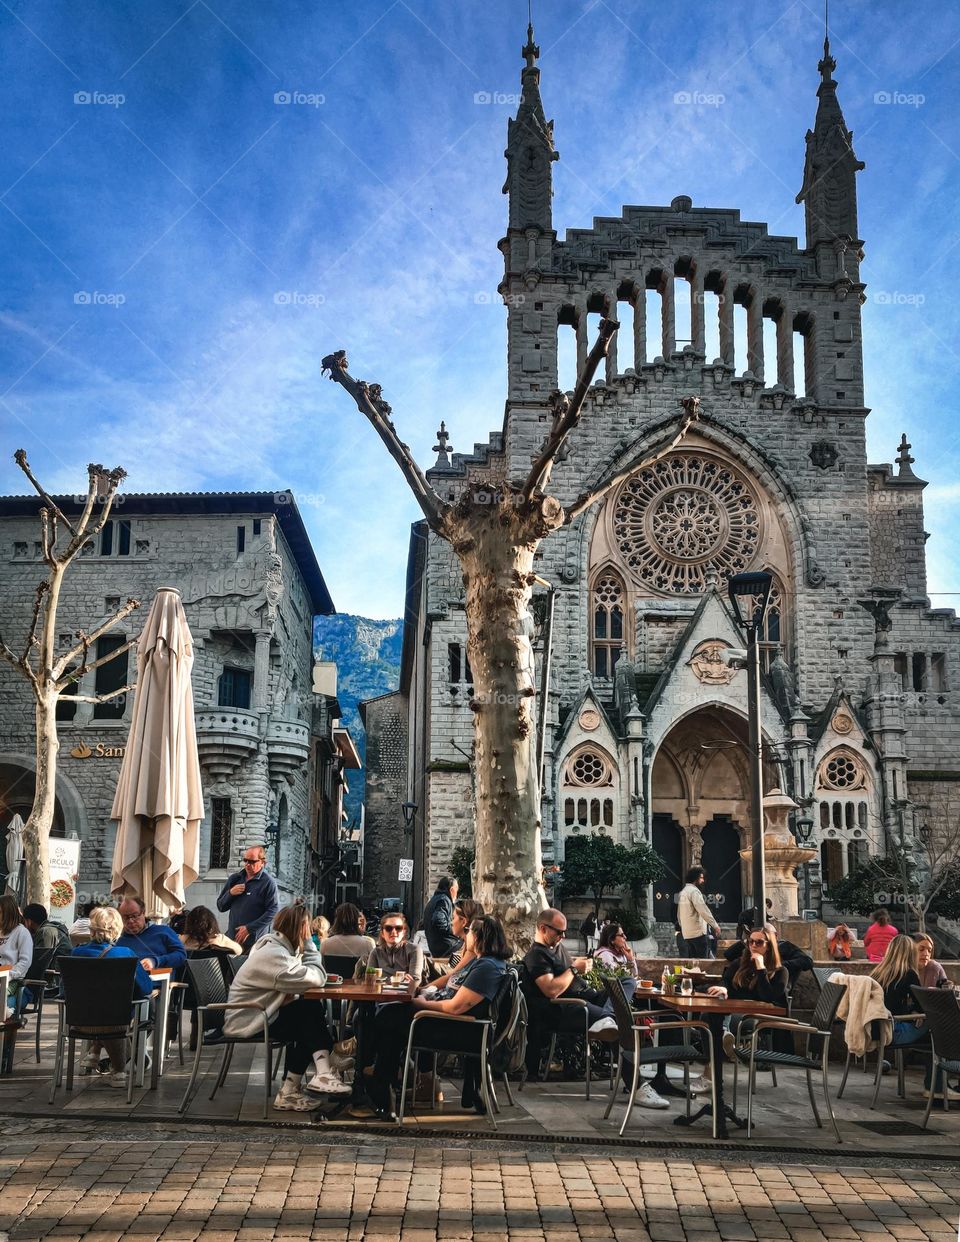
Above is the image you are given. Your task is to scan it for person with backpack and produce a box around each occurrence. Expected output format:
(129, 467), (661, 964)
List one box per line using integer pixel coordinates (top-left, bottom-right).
(422, 876), (459, 958)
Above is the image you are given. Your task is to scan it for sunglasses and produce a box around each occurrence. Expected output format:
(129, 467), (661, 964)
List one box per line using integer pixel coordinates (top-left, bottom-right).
(382, 925), (404, 933)
(748, 938), (768, 947)
(242, 857), (264, 865)
(545, 925), (566, 936)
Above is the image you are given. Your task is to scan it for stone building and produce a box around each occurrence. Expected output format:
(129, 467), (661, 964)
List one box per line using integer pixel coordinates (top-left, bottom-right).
(365, 28), (959, 925)
(0, 491), (360, 916)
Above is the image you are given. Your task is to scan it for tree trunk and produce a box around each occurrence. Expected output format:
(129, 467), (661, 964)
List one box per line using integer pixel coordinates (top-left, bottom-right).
(452, 489), (563, 951)
(23, 687), (58, 906)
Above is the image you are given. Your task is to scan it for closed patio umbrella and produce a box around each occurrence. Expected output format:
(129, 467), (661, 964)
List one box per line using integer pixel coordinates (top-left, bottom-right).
(4, 813), (25, 900)
(110, 587), (203, 915)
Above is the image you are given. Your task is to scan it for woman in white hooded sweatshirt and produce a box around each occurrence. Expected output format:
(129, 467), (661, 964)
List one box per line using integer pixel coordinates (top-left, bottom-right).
(224, 904), (349, 1111)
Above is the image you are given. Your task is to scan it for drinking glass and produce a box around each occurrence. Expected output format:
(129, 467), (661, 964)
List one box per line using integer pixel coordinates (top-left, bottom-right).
(680, 976), (693, 997)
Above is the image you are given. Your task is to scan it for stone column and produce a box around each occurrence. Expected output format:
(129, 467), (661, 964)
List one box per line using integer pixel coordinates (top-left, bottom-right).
(575, 310), (588, 377)
(254, 631), (272, 711)
(747, 291), (764, 382)
(719, 282), (735, 368)
(632, 287), (646, 369)
(776, 306), (794, 392)
(690, 270), (705, 355)
(660, 276), (675, 358)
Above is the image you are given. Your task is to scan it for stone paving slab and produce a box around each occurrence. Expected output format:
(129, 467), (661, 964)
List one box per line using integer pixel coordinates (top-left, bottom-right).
(0, 1118), (958, 1242)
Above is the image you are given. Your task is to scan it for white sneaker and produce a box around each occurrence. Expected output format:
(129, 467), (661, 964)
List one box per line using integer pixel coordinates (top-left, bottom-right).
(79, 1048), (100, 1076)
(635, 1082), (670, 1110)
(273, 1087), (321, 1111)
(687, 1075), (712, 1095)
(588, 1016), (618, 1036)
(103, 1071), (129, 1089)
(304, 1072), (352, 1097)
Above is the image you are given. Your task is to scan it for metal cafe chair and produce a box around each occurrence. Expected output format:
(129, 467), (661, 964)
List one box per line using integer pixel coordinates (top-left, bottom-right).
(911, 985), (960, 1128)
(50, 956), (151, 1105)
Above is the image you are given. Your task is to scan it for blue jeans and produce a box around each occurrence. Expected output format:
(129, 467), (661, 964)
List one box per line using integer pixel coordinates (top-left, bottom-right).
(893, 1020), (938, 1090)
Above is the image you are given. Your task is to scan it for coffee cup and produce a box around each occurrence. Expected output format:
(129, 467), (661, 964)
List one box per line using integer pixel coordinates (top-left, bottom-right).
(639, 979), (653, 989)
(372, 967), (383, 980)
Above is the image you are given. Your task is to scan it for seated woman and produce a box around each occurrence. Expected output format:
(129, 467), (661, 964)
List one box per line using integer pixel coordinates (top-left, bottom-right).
(593, 922), (640, 977)
(913, 933), (948, 989)
(448, 899), (485, 968)
(71, 906), (154, 1085)
(311, 916), (330, 949)
(225, 904), (349, 1111)
(708, 925), (789, 1066)
(365, 915), (511, 1121)
(829, 924), (855, 961)
(180, 906), (242, 956)
(873, 934), (957, 1102)
(321, 903), (376, 963)
(366, 913), (424, 983)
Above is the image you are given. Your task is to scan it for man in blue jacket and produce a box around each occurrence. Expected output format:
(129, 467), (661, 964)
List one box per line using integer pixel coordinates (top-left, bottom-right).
(117, 897), (188, 972)
(216, 845), (280, 950)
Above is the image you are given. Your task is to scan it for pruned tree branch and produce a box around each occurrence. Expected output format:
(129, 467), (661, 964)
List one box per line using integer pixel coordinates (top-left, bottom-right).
(14, 449), (78, 538)
(58, 684), (134, 705)
(22, 581), (49, 669)
(54, 598), (141, 679)
(321, 351), (449, 531)
(56, 636), (138, 689)
(522, 318), (618, 500)
(563, 397), (701, 524)
(60, 464), (128, 563)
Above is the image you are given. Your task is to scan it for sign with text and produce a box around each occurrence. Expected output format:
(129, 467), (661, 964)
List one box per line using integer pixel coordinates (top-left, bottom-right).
(49, 837), (81, 927)
(398, 858), (414, 882)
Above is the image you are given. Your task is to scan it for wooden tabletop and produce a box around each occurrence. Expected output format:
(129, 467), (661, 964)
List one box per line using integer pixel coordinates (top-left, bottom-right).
(303, 978), (418, 1002)
(658, 994), (786, 1017)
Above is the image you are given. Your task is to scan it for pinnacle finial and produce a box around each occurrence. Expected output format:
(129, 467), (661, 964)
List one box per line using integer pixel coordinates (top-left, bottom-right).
(896, 433), (917, 477)
(522, 21), (539, 71)
(433, 421), (452, 467)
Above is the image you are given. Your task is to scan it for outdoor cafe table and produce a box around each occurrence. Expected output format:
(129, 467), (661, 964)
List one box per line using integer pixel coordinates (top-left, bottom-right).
(657, 991), (786, 1138)
(303, 977), (419, 1106)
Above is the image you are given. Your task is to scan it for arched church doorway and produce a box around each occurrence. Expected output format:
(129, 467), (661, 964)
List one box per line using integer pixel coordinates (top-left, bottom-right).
(652, 814), (684, 922)
(700, 816), (742, 918)
(0, 760), (68, 884)
(652, 706), (779, 925)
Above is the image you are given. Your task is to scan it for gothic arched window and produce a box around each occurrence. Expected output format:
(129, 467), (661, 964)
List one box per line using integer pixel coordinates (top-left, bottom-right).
(760, 574), (787, 672)
(561, 746), (618, 838)
(815, 747), (873, 893)
(591, 572), (626, 679)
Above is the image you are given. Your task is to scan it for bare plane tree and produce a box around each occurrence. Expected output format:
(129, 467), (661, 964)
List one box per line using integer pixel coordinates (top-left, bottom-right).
(0, 452), (140, 904)
(322, 319), (699, 943)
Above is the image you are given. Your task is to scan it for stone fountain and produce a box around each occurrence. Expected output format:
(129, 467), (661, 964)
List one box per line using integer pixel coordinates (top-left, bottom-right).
(739, 788), (818, 919)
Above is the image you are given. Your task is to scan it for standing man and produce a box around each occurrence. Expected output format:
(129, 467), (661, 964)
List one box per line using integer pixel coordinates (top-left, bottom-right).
(117, 897), (187, 972)
(216, 845), (280, 951)
(677, 866), (721, 959)
(422, 876), (459, 959)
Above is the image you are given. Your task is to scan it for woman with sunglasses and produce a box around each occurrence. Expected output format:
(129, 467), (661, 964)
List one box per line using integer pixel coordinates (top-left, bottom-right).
(709, 926), (789, 1063)
(448, 899), (485, 968)
(594, 922), (640, 976)
(366, 913), (424, 985)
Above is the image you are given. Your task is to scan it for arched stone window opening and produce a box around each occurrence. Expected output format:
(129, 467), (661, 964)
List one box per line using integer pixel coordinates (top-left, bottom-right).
(759, 572), (788, 673)
(617, 278), (639, 371)
(701, 272), (722, 363)
(815, 747), (873, 893)
(561, 744), (618, 838)
(590, 571), (627, 679)
(645, 269), (667, 360)
(557, 303), (578, 392)
(763, 297), (793, 391)
(793, 310), (815, 401)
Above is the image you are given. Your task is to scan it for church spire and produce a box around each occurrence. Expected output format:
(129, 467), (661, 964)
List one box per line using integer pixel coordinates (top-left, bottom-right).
(502, 21), (558, 232)
(796, 33), (865, 250)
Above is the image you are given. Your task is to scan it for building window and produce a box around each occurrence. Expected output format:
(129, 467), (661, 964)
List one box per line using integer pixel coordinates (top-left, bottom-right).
(56, 661), (81, 722)
(218, 667), (252, 710)
(209, 798), (233, 869)
(447, 642), (473, 696)
(253, 518), (262, 537)
(591, 573), (625, 678)
(93, 634), (128, 719)
(118, 519), (131, 556)
(100, 522), (113, 556)
(236, 525), (246, 556)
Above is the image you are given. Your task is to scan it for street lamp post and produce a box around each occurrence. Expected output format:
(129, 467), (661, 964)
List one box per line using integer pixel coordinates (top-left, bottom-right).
(728, 570), (773, 921)
(795, 813), (815, 914)
(401, 800), (417, 917)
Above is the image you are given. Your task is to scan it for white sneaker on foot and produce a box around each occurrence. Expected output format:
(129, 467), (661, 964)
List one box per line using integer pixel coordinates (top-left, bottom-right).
(304, 1072), (352, 1097)
(588, 1016), (618, 1036)
(103, 1071), (129, 1089)
(635, 1082), (670, 1109)
(273, 1087), (321, 1111)
(687, 1075), (712, 1095)
(722, 1032), (737, 1061)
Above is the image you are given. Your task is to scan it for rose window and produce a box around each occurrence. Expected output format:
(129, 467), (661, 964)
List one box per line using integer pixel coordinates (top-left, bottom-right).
(821, 751), (865, 791)
(613, 454), (762, 594)
(568, 750), (611, 786)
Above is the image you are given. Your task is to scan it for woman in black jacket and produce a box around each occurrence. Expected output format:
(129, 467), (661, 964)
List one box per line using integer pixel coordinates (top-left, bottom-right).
(708, 926), (789, 1063)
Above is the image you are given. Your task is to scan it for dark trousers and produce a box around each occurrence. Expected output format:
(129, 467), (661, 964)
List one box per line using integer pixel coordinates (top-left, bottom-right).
(268, 999), (333, 1076)
(524, 996), (608, 1076)
(683, 935), (713, 959)
(370, 1004), (484, 1107)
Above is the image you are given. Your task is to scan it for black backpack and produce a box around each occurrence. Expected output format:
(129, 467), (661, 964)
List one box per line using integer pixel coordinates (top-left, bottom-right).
(488, 965), (527, 1076)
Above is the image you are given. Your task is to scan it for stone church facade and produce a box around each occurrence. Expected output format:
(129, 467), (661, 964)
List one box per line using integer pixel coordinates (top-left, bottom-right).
(366, 29), (960, 924)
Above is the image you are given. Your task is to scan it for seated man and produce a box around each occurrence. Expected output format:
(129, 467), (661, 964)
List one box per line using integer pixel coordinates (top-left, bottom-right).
(13, 903), (72, 1013)
(117, 897), (188, 973)
(522, 909), (614, 1075)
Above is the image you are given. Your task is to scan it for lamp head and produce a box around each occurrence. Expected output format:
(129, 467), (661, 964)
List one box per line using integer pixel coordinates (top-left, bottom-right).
(401, 801), (418, 829)
(727, 570), (773, 632)
(795, 814), (815, 844)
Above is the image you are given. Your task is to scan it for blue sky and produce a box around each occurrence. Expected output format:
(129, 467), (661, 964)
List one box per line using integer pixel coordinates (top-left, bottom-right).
(1, 1), (958, 619)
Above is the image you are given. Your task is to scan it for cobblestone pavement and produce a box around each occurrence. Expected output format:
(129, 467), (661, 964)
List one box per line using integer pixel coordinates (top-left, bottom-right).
(0, 1120), (958, 1242)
